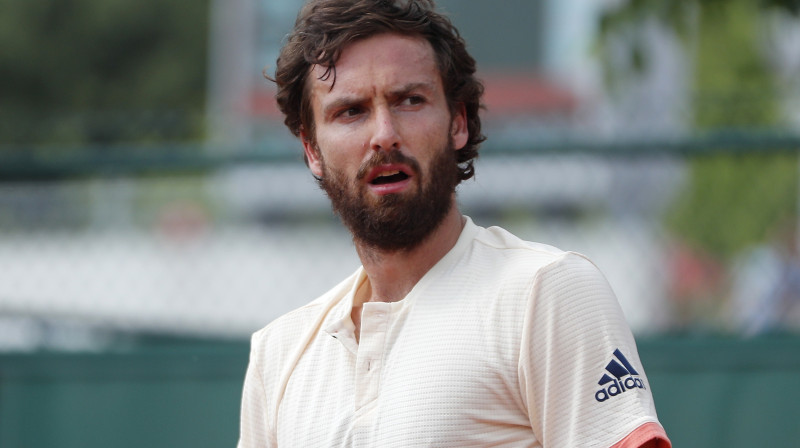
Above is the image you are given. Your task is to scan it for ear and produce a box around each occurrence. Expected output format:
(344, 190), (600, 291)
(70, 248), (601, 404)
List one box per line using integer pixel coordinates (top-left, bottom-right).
(450, 102), (468, 151)
(301, 130), (324, 178)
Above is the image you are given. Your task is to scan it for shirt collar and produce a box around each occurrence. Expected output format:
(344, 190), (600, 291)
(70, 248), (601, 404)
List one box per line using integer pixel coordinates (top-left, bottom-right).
(322, 268), (367, 354)
(320, 216), (480, 352)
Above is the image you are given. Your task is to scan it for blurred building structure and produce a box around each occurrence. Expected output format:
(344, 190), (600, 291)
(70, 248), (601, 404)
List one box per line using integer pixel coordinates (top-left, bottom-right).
(202, 0), (684, 334)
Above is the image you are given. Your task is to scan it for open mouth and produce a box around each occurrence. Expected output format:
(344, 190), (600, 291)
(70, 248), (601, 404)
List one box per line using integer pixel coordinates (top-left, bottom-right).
(370, 170), (410, 185)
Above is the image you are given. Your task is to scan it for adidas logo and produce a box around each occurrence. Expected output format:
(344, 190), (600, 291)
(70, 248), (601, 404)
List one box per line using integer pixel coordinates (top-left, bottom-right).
(595, 349), (646, 402)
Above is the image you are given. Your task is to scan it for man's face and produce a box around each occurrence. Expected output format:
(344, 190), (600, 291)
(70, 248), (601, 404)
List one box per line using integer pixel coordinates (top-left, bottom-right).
(302, 33), (468, 251)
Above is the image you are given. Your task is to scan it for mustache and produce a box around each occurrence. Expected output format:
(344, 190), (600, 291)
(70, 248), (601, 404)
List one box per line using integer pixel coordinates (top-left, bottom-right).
(356, 150), (421, 181)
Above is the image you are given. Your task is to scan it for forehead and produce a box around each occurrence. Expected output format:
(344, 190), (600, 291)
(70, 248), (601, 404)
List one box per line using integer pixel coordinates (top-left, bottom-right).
(307, 33), (442, 101)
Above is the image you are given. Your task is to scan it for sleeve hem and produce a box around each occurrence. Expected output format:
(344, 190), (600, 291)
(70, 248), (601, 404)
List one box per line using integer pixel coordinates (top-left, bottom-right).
(610, 422), (671, 448)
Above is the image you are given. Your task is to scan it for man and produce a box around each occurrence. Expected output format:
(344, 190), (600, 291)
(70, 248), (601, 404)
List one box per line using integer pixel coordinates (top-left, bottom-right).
(239, 0), (671, 446)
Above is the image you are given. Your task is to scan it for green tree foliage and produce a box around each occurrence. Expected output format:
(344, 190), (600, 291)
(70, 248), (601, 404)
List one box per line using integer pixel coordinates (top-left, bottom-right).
(0, 0), (209, 146)
(599, 0), (799, 260)
(669, 1), (797, 259)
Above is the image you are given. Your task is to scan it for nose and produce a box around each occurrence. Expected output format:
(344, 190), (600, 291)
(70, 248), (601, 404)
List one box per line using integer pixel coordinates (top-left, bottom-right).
(369, 107), (400, 152)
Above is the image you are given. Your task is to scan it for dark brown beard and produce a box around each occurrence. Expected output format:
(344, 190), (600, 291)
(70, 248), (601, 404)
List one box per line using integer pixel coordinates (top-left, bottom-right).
(318, 143), (460, 252)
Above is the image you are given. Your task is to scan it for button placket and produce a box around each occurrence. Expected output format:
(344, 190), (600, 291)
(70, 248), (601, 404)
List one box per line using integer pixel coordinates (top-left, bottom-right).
(354, 302), (391, 410)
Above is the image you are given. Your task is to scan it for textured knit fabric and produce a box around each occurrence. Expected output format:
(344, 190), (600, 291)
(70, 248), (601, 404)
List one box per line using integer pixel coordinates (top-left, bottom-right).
(238, 218), (669, 447)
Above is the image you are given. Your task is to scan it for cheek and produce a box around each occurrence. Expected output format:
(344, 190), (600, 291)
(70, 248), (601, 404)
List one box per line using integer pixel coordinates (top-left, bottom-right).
(413, 117), (452, 152)
(316, 135), (370, 177)
(322, 123), (371, 151)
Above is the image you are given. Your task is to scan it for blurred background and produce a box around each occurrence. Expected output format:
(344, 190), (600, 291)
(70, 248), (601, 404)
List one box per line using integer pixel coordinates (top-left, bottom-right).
(1, 0), (800, 446)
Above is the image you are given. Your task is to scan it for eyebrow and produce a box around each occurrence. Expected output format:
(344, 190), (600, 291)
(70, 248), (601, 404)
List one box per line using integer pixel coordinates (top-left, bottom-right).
(321, 95), (364, 120)
(320, 81), (438, 119)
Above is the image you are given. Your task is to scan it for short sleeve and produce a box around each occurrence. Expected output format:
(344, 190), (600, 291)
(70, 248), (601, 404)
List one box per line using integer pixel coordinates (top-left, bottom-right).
(519, 252), (667, 447)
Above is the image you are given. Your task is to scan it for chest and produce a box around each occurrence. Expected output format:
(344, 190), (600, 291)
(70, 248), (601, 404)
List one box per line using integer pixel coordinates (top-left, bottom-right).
(276, 295), (533, 447)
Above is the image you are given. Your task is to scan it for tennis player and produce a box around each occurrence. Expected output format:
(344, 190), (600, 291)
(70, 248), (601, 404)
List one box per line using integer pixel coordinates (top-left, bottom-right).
(238, 1), (671, 446)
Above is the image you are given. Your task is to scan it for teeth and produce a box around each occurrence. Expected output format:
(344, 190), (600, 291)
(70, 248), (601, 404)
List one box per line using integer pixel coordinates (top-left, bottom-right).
(378, 170), (400, 177)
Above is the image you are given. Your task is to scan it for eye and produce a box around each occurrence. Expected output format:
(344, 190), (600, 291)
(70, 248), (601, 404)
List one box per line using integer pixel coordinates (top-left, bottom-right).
(335, 106), (363, 120)
(403, 95), (425, 106)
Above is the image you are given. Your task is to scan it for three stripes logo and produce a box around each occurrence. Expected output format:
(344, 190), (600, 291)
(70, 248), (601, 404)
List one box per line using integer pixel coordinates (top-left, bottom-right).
(595, 349), (646, 402)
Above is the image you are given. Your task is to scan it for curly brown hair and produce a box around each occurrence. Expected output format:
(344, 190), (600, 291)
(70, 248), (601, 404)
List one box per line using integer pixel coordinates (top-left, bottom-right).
(272, 0), (485, 182)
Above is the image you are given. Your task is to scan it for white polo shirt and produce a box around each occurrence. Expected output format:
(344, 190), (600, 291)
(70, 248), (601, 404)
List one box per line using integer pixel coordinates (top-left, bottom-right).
(239, 218), (670, 447)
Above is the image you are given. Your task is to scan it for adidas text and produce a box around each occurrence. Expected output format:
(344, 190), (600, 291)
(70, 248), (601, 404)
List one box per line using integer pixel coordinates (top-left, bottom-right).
(595, 377), (646, 402)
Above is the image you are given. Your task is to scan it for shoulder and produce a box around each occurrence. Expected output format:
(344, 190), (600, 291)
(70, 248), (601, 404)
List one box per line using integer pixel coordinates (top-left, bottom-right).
(450, 223), (612, 330)
(467, 223), (598, 286)
(249, 269), (360, 365)
(473, 224), (565, 257)
(250, 300), (323, 354)
(465, 223), (622, 329)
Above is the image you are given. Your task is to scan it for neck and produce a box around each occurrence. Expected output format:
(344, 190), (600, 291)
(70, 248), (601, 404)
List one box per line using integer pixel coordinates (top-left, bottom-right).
(354, 204), (464, 305)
